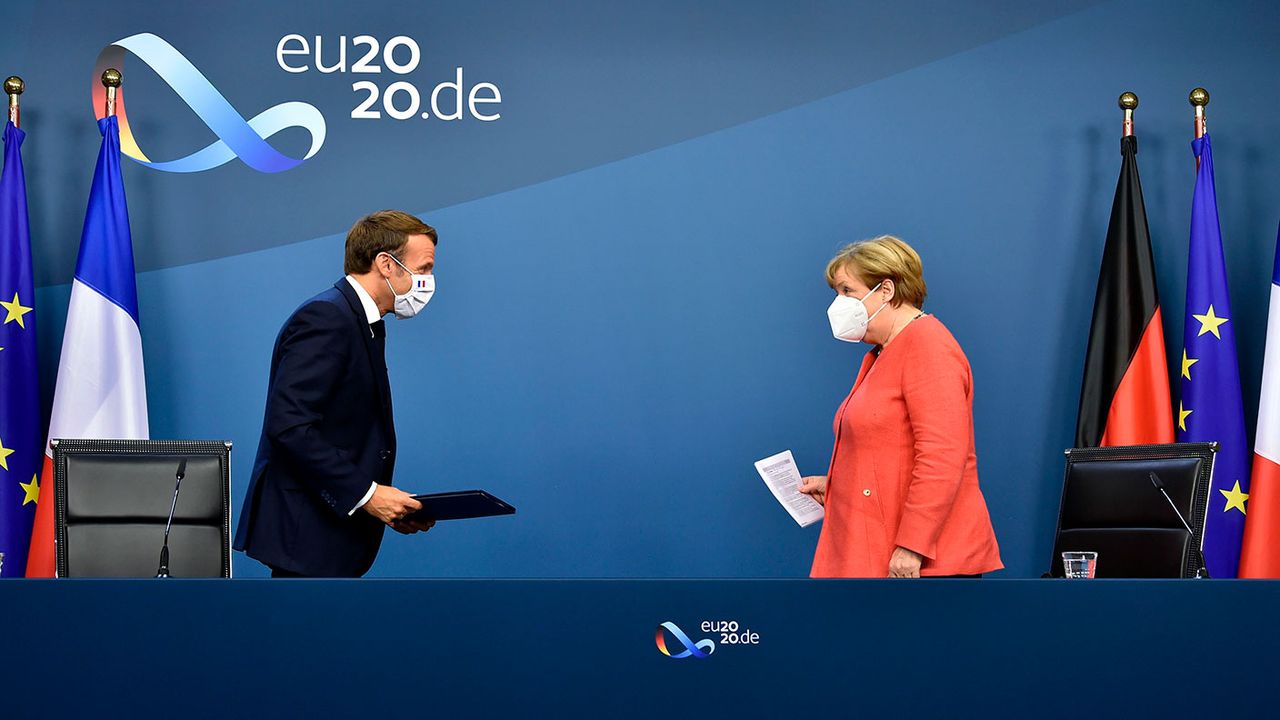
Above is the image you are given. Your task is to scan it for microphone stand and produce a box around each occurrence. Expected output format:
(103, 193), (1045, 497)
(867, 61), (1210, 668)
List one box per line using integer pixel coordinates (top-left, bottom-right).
(1148, 472), (1211, 579)
(156, 459), (187, 578)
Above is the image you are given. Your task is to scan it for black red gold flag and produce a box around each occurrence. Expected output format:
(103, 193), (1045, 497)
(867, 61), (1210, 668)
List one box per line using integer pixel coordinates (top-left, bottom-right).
(1075, 135), (1174, 448)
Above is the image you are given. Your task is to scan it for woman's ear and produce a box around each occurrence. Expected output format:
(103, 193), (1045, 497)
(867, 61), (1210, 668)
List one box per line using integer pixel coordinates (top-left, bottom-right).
(881, 279), (897, 304)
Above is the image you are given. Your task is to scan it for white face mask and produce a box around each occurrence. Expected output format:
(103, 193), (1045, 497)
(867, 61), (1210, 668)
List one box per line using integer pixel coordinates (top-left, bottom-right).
(827, 282), (888, 343)
(382, 252), (435, 319)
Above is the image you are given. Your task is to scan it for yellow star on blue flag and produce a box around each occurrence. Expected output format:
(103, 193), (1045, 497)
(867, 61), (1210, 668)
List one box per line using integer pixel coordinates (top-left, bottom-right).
(19, 474), (38, 506)
(1219, 480), (1248, 515)
(0, 291), (32, 328)
(1192, 305), (1228, 339)
(1181, 350), (1198, 380)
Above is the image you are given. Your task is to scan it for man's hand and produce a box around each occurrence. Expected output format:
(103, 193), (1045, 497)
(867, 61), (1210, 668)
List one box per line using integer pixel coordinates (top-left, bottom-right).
(362, 484), (422, 524)
(390, 518), (436, 535)
(887, 546), (924, 578)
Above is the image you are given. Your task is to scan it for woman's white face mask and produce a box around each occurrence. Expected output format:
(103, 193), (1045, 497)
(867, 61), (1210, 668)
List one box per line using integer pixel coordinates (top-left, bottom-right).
(826, 282), (888, 343)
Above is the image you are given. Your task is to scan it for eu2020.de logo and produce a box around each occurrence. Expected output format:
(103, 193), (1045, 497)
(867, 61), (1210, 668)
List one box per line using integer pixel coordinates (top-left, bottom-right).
(654, 621), (715, 659)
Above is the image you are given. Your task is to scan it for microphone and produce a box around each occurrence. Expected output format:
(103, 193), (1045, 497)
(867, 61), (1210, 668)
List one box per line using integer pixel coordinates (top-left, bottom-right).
(1147, 471), (1210, 578)
(156, 458), (187, 578)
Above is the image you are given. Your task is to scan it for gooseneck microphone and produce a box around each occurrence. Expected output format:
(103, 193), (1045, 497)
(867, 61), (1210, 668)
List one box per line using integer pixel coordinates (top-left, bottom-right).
(156, 458), (187, 578)
(1147, 471), (1211, 578)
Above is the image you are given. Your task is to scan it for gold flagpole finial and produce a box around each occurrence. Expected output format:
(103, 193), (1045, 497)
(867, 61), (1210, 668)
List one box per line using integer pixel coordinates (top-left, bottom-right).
(101, 68), (122, 118)
(1118, 92), (1138, 138)
(4, 76), (23, 128)
(1190, 87), (1209, 139)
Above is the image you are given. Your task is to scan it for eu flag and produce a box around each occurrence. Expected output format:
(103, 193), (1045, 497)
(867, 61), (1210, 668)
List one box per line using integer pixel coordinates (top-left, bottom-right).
(0, 120), (41, 578)
(1177, 133), (1249, 578)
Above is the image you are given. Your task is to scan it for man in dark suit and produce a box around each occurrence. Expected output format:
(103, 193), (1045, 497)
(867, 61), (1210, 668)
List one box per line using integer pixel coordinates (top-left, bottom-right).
(234, 210), (438, 577)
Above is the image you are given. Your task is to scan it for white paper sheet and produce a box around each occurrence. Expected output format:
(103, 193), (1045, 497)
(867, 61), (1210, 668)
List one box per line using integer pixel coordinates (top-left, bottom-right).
(754, 450), (824, 527)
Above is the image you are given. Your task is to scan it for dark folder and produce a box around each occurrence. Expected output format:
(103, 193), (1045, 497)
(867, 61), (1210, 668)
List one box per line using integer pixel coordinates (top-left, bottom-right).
(408, 490), (516, 521)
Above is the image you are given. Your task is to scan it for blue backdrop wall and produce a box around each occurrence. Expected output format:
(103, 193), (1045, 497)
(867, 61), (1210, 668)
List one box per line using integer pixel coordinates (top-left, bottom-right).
(1, 0), (1277, 577)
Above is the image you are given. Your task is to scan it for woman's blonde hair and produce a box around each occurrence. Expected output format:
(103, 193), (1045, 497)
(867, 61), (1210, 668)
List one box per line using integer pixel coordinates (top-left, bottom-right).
(825, 235), (927, 308)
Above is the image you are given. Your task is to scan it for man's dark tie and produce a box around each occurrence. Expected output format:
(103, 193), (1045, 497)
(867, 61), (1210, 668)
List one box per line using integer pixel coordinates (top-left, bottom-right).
(369, 320), (392, 436)
(370, 320), (388, 389)
(370, 320), (387, 392)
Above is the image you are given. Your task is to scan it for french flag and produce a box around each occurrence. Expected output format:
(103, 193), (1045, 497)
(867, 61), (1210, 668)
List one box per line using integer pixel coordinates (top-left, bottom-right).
(1241, 224), (1280, 577)
(25, 116), (148, 576)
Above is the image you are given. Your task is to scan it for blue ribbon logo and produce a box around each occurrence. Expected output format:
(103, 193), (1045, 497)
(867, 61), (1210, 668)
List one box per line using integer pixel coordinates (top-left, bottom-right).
(93, 33), (326, 173)
(655, 621), (715, 659)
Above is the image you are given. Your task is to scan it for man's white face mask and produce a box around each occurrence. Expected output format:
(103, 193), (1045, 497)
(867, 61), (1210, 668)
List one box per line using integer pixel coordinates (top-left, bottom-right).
(381, 252), (435, 319)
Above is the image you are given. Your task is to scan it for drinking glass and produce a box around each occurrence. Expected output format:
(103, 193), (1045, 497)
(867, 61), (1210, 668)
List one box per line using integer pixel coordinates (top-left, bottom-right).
(1062, 551), (1098, 579)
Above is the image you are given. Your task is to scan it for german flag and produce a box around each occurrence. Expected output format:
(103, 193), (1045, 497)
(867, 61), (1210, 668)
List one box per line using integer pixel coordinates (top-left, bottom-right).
(1075, 135), (1174, 448)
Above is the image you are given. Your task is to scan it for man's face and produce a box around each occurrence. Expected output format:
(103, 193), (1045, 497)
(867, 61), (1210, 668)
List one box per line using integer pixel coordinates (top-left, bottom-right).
(383, 234), (436, 295)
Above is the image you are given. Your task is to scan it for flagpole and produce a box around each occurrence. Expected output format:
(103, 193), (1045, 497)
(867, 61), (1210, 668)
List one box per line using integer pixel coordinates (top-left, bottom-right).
(1190, 87), (1209, 171)
(4, 76), (21, 127)
(102, 68), (121, 118)
(1190, 87), (1209, 139)
(1119, 92), (1138, 137)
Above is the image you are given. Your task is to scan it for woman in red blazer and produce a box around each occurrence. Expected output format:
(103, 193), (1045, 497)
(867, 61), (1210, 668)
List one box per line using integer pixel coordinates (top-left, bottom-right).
(799, 236), (1002, 578)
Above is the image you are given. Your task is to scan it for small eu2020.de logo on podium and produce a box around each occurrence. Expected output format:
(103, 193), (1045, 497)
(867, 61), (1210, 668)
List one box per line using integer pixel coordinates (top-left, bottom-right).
(654, 621), (715, 659)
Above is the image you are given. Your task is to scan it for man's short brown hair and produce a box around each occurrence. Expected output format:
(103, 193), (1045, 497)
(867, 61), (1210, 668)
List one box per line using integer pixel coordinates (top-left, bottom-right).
(344, 210), (438, 275)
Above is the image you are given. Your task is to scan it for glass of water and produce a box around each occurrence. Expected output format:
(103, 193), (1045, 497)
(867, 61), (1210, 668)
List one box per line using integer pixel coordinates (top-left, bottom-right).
(1062, 551), (1098, 579)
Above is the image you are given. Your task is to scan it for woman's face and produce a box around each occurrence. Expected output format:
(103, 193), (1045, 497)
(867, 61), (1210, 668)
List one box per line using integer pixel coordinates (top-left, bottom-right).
(831, 266), (894, 344)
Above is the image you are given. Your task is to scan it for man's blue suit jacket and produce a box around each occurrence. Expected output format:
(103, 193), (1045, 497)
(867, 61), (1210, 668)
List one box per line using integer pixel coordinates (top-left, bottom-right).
(234, 279), (397, 577)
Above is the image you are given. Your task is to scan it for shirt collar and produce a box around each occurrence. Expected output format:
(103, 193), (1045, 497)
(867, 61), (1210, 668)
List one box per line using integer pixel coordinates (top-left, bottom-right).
(345, 275), (383, 325)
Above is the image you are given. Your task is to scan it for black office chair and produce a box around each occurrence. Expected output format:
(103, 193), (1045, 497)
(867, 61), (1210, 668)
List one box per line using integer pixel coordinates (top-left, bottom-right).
(53, 439), (232, 578)
(1048, 442), (1215, 578)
